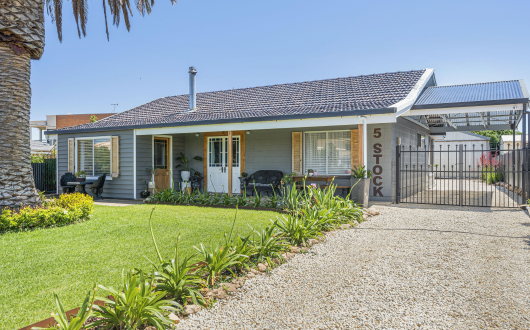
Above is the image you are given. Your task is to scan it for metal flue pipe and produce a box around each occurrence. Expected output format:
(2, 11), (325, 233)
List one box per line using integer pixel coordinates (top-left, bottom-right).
(189, 66), (197, 110)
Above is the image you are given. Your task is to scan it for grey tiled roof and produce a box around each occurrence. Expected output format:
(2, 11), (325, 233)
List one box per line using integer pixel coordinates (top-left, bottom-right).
(58, 69), (426, 132)
(30, 140), (53, 151)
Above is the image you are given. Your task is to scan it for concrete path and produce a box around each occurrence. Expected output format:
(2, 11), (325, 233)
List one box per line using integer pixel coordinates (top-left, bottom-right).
(179, 205), (530, 329)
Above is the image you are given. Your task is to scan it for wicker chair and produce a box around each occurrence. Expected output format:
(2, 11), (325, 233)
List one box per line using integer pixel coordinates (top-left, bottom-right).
(60, 172), (76, 194)
(244, 170), (283, 196)
(90, 174), (107, 199)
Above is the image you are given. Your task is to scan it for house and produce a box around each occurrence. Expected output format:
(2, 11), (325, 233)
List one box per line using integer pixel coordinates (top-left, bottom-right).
(46, 68), (529, 203)
(500, 134), (526, 150)
(31, 113), (116, 145)
(30, 140), (54, 155)
(430, 132), (490, 178)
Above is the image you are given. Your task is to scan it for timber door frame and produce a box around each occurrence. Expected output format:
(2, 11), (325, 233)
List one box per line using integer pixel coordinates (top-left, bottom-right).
(203, 131), (245, 191)
(152, 135), (173, 189)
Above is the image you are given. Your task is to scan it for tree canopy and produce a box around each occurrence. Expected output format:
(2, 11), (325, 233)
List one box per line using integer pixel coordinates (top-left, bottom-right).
(471, 130), (521, 146)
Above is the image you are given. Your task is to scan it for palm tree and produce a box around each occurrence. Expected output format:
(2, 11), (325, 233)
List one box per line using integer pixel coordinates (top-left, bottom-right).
(0, 0), (176, 207)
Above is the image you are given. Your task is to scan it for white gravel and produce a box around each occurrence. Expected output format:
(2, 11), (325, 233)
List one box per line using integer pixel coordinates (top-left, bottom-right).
(178, 205), (530, 329)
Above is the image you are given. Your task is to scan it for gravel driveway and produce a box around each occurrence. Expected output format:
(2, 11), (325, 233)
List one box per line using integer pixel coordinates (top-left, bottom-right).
(178, 205), (530, 329)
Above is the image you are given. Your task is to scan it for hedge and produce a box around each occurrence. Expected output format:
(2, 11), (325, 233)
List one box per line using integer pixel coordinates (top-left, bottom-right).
(0, 193), (94, 232)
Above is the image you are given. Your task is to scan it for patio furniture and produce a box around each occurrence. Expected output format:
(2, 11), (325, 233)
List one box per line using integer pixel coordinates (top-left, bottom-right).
(60, 173), (77, 194)
(244, 170), (283, 196)
(90, 174), (107, 199)
(67, 179), (96, 195)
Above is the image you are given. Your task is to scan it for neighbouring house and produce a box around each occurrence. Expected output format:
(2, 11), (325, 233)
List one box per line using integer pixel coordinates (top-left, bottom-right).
(500, 134), (527, 150)
(45, 68), (529, 202)
(30, 140), (54, 155)
(31, 113), (116, 145)
(430, 132), (490, 178)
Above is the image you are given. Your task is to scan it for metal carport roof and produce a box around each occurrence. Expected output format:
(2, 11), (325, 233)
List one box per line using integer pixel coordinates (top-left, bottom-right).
(402, 80), (529, 133)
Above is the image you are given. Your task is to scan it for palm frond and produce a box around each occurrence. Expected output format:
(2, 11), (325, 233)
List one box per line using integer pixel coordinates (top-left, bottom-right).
(47, 0), (177, 41)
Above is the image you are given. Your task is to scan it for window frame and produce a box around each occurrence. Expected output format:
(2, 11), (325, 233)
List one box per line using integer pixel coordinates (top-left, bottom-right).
(75, 136), (113, 180)
(303, 129), (351, 175)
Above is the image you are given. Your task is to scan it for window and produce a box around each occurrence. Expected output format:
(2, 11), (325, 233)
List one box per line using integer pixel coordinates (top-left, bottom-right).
(304, 131), (351, 175)
(77, 138), (111, 178)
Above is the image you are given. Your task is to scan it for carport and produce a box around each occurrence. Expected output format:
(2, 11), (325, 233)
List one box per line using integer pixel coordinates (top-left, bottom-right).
(396, 80), (530, 207)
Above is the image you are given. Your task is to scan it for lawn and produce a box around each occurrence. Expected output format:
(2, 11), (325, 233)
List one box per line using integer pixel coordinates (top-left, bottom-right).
(0, 204), (277, 329)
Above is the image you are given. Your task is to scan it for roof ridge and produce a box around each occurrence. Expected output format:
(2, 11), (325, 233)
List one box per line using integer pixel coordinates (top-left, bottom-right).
(173, 69), (427, 97)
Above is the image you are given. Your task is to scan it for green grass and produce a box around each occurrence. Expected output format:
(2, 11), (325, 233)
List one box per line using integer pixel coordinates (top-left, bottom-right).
(0, 204), (277, 329)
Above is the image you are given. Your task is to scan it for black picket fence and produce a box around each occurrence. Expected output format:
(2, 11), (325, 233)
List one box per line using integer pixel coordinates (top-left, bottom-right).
(32, 159), (57, 194)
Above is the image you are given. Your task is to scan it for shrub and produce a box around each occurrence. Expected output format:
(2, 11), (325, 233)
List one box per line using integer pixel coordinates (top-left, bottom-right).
(0, 193), (94, 232)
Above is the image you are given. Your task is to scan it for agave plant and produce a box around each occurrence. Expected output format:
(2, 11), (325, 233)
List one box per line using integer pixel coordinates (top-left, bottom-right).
(251, 225), (289, 264)
(91, 269), (180, 330)
(194, 242), (245, 286)
(273, 214), (324, 247)
(34, 287), (96, 330)
(147, 213), (205, 305)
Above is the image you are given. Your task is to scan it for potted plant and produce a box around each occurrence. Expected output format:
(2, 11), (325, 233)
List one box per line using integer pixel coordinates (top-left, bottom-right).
(350, 166), (372, 206)
(190, 169), (203, 191)
(239, 172), (249, 190)
(307, 169), (314, 177)
(146, 168), (156, 193)
(75, 170), (86, 182)
(176, 152), (203, 183)
(281, 172), (297, 196)
(140, 177), (150, 198)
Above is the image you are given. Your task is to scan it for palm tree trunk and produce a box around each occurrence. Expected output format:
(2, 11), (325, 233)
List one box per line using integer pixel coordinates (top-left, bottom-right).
(0, 43), (39, 207)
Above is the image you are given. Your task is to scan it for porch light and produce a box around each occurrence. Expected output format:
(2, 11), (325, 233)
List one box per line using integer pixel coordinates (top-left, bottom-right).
(246, 130), (251, 135)
(195, 133), (200, 137)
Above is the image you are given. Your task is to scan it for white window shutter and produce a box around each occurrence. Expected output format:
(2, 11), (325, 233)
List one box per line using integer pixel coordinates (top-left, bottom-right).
(292, 132), (303, 174)
(68, 138), (75, 173)
(111, 136), (120, 178)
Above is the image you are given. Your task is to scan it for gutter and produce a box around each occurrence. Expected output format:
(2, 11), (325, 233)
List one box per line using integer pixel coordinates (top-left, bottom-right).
(45, 107), (396, 135)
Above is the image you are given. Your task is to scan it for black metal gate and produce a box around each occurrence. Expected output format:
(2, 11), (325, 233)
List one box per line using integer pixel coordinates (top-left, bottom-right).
(32, 158), (57, 194)
(396, 144), (528, 208)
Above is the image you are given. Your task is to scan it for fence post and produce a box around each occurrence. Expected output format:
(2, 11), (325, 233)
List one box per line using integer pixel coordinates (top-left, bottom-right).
(395, 145), (400, 204)
(459, 144), (463, 206)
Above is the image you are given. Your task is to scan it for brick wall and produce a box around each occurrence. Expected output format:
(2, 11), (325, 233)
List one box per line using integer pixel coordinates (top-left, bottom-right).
(55, 113), (115, 129)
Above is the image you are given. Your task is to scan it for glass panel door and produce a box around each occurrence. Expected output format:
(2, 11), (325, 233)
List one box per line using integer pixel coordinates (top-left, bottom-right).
(153, 138), (171, 190)
(207, 136), (241, 194)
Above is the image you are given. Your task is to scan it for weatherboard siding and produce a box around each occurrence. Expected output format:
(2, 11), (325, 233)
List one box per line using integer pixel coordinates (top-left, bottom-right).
(57, 130), (134, 199)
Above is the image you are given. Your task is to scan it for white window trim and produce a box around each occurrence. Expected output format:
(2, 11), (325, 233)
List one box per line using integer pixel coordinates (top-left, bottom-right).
(74, 136), (113, 181)
(303, 129), (351, 175)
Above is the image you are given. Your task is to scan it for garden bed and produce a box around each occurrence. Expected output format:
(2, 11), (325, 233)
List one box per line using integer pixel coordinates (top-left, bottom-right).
(14, 185), (364, 329)
(144, 201), (288, 213)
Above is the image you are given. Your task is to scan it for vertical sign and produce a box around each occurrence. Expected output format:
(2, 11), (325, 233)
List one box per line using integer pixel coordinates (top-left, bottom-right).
(372, 128), (383, 197)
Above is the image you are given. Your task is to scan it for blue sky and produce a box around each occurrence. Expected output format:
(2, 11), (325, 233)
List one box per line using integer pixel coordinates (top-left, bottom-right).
(31, 0), (530, 136)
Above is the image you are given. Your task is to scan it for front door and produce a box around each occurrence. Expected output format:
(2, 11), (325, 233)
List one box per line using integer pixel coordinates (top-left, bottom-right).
(153, 137), (171, 190)
(207, 136), (240, 194)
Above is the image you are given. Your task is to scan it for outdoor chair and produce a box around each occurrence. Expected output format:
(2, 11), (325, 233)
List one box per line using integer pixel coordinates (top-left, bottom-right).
(90, 174), (107, 199)
(59, 172), (76, 194)
(244, 170), (283, 196)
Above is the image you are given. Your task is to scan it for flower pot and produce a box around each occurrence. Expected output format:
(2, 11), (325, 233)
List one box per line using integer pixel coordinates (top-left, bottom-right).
(148, 182), (155, 194)
(181, 181), (190, 191)
(349, 177), (370, 206)
(76, 178), (86, 182)
(282, 183), (294, 196)
(308, 172), (313, 177)
(239, 177), (248, 190)
(181, 171), (191, 181)
(140, 190), (150, 198)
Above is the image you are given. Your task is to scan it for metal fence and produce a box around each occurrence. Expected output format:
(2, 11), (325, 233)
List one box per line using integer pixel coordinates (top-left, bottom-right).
(396, 144), (527, 208)
(32, 158), (57, 194)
